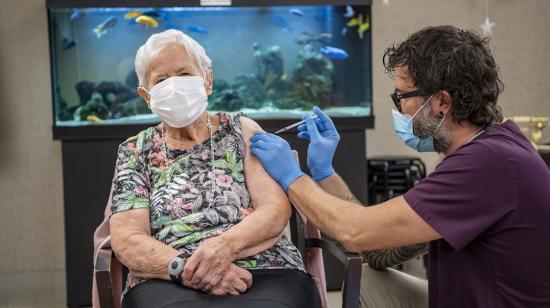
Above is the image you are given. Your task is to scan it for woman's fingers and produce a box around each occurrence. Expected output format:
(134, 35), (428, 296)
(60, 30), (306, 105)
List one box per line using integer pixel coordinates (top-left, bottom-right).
(183, 254), (200, 281)
(232, 277), (248, 293)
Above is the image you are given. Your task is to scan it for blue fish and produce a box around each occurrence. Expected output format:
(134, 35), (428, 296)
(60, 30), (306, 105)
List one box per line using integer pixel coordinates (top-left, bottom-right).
(344, 5), (354, 18)
(320, 46), (349, 60)
(253, 42), (261, 51)
(289, 9), (304, 17)
(70, 9), (83, 21)
(143, 11), (160, 18)
(62, 37), (77, 50)
(94, 17), (118, 38)
(341, 27), (348, 36)
(272, 15), (289, 32)
(186, 25), (207, 34)
(143, 10), (170, 21)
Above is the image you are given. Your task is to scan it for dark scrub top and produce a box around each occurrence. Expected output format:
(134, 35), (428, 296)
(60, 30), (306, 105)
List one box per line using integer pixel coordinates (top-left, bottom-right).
(404, 120), (550, 308)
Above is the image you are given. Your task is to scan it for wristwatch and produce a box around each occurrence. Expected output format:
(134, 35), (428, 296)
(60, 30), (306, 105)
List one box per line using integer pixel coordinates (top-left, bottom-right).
(168, 253), (186, 284)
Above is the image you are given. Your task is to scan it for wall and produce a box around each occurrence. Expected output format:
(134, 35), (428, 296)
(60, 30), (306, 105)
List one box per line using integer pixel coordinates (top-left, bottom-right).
(368, 0), (550, 172)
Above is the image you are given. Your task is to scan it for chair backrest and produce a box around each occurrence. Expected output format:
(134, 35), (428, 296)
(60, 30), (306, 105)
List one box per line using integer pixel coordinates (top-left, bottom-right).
(290, 204), (328, 307)
(92, 184), (121, 308)
(92, 151), (329, 308)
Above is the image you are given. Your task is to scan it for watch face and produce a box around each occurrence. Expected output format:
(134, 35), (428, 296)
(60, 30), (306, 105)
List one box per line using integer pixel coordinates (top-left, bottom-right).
(169, 256), (185, 282)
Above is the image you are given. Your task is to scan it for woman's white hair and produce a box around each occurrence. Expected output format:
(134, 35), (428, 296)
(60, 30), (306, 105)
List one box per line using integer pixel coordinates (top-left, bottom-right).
(135, 29), (212, 88)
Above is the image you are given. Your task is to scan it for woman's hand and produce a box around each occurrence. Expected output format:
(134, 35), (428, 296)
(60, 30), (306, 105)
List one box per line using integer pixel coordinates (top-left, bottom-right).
(208, 264), (253, 296)
(184, 235), (237, 291)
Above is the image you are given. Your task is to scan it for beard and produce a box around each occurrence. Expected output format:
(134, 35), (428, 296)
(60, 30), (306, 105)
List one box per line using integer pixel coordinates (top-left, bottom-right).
(413, 103), (452, 153)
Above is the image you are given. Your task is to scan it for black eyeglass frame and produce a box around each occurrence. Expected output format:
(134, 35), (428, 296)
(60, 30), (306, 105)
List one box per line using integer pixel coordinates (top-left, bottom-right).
(390, 90), (429, 112)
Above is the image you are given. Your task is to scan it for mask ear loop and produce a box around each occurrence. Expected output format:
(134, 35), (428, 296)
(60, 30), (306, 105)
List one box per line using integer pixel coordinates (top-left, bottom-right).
(140, 87), (152, 102)
(410, 94), (434, 120)
(412, 94), (447, 131)
(435, 112), (447, 131)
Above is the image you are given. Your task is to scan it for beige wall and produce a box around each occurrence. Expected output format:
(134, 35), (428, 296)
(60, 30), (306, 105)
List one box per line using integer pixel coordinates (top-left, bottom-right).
(0, 0), (549, 280)
(0, 0), (65, 275)
(368, 0), (550, 172)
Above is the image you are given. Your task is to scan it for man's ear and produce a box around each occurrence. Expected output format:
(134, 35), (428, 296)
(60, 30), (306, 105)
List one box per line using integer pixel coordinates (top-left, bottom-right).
(204, 70), (214, 96)
(137, 87), (151, 109)
(436, 90), (452, 116)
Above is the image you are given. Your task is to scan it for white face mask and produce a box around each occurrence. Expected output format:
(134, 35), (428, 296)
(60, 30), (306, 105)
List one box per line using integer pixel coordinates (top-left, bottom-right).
(145, 76), (208, 128)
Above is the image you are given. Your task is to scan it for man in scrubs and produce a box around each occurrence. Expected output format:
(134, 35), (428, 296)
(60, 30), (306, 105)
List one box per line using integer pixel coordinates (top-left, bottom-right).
(250, 25), (550, 307)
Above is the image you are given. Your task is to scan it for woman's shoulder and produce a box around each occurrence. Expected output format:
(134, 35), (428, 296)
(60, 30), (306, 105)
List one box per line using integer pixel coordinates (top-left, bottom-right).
(118, 125), (161, 155)
(221, 112), (263, 136)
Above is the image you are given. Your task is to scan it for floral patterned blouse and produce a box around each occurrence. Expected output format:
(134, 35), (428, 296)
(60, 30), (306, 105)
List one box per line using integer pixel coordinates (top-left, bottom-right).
(111, 112), (305, 292)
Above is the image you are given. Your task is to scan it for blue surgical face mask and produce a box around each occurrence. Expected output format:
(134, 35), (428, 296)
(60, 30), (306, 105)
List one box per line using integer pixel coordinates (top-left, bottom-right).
(391, 95), (445, 152)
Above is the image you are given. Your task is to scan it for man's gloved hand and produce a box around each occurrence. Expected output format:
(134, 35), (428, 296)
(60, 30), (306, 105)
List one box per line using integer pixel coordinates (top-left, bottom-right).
(297, 106), (340, 181)
(250, 133), (305, 192)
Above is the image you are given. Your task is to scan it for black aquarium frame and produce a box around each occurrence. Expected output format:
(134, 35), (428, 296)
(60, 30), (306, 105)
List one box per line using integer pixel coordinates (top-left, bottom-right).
(47, 0), (375, 140)
(47, 0), (372, 8)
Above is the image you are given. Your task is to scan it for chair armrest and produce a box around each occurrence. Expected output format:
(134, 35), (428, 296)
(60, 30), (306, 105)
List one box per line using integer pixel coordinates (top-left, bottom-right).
(94, 247), (118, 308)
(306, 238), (362, 308)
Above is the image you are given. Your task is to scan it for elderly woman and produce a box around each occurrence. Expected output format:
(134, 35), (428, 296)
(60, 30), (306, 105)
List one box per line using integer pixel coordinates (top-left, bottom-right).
(109, 29), (321, 308)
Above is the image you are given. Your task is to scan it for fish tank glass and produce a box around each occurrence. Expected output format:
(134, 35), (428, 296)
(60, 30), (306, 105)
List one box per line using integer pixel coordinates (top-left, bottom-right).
(47, 0), (373, 139)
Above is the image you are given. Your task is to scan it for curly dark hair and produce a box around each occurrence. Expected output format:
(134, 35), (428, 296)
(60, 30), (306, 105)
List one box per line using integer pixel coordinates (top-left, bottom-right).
(383, 25), (504, 128)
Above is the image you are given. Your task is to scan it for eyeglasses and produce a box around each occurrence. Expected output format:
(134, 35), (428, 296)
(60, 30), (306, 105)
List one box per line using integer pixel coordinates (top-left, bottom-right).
(391, 89), (429, 112)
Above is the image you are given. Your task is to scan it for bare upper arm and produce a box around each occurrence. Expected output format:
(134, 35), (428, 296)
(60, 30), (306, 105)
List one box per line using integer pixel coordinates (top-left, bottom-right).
(109, 208), (151, 250)
(239, 117), (291, 219)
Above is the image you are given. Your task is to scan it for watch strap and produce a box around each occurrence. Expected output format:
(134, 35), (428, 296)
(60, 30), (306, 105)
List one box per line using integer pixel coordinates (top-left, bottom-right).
(168, 253), (186, 284)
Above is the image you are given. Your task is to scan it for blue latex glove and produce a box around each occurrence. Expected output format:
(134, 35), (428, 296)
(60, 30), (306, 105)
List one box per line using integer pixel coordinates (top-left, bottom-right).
(250, 133), (305, 192)
(297, 106), (340, 181)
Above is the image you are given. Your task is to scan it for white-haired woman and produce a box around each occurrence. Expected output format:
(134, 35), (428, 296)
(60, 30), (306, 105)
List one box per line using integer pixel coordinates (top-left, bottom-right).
(109, 30), (321, 308)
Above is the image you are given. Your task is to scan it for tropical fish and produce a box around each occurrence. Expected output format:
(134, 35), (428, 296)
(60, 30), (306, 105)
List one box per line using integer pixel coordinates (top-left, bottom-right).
(344, 5), (354, 18)
(271, 15), (289, 32)
(252, 42), (261, 51)
(358, 16), (370, 39)
(124, 11), (142, 20)
(136, 15), (159, 28)
(186, 25), (207, 34)
(341, 27), (348, 36)
(70, 9), (83, 21)
(347, 14), (361, 27)
(86, 115), (103, 123)
(62, 37), (77, 50)
(143, 10), (161, 18)
(93, 17), (118, 38)
(289, 8), (304, 17)
(143, 9), (170, 20)
(320, 46), (349, 60)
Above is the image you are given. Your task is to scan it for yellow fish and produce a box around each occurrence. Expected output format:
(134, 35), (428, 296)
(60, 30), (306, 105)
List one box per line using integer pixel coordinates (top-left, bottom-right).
(358, 17), (370, 39)
(86, 115), (103, 123)
(124, 11), (142, 20)
(135, 15), (159, 28)
(347, 14), (362, 27)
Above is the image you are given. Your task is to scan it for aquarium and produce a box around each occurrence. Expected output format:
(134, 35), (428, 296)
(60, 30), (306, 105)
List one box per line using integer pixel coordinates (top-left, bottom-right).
(47, 0), (372, 137)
